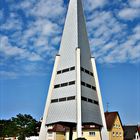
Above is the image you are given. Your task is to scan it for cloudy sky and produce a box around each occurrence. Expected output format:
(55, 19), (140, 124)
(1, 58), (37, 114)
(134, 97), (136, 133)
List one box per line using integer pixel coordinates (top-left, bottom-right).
(0, 0), (140, 124)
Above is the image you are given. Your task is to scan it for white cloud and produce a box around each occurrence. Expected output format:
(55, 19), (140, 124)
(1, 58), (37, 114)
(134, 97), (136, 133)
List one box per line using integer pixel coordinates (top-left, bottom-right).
(88, 11), (125, 43)
(86, 8), (140, 63)
(83, 0), (107, 11)
(87, 11), (111, 29)
(133, 25), (140, 36)
(51, 36), (61, 46)
(28, 53), (42, 61)
(0, 71), (18, 79)
(98, 24), (140, 63)
(0, 36), (24, 56)
(5, 17), (59, 60)
(0, 36), (42, 62)
(0, 13), (22, 30)
(118, 8), (140, 20)
(87, 11), (125, 38)
(35, 36), (49, 47)
(19, 1), (33, 9)
(129, 0), (140, 8)
(1, 0), (64, 62)
(34, 20), (61, 36)
(30, 0), (65, 19)
(101, 42), (117, 52)
(24, 20), (59, 55)
(1, 0), (140, 73)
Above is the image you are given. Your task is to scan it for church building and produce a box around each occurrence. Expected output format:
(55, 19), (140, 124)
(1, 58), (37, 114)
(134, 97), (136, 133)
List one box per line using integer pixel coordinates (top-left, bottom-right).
(39, 0), (108, 140)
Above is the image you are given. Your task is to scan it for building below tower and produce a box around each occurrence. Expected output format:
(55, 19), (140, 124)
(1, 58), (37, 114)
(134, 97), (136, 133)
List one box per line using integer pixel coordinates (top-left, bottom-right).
(45, 112), (124, 140)
(47, 124), (101, 140)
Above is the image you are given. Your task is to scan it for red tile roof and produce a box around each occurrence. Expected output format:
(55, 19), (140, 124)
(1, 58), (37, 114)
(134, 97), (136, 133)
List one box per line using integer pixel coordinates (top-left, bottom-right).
(48, 124), (100, 132)
(48, 124), (67, 132)
(105, 112), (122, 130)
(138, 126), (140, 134)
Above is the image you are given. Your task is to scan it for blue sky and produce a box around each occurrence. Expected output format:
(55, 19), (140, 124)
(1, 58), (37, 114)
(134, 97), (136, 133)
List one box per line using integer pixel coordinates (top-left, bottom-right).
(0, 0), (140, 125)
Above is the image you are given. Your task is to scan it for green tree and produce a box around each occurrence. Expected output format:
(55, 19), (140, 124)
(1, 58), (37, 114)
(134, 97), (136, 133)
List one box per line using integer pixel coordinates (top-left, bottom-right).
(12, 114), (38, 140)
(0, 119), (18, 138)
(0, 114), (38, 140)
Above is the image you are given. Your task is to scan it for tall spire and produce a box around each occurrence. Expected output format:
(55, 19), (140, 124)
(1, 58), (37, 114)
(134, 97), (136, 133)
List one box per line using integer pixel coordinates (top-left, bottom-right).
(39, 0), (108, 139)
(59, 0), (91, 69)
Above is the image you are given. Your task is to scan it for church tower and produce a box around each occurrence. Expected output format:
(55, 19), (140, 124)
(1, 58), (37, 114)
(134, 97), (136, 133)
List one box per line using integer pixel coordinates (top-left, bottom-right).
(39, 0), (108, 140)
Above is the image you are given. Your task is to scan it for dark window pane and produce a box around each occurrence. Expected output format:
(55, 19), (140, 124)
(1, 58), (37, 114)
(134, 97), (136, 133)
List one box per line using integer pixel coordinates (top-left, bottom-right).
(81, 67), (84, 72)
(57, 71), (61, 74)
(51, 99), (58, 103)
(81, 96), (87, 101)
(88, 98), (93, 103)
(62, 68), (69, 73)
(86, 83), (91, 88)
(61, 83), (68, 87)
(54, 84), (60, 88)
(70, 67), (75, 71)
(81, 81), (85, 86)
(59, 98), (66, 102)
(69, 81), (75, 85)
(67, 96), (75, 100)
(90, 72), (93, 76)
(92, 86), (96, 90)
(85, 69), (89, 74)
(94, 100), (99, 105)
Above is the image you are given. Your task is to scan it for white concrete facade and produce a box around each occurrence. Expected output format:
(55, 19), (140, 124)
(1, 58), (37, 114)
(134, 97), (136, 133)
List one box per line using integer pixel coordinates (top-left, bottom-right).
(91, 57), (109, 140)
(39, 55), (60, 140)
(39, 0), (108, 139)
(76, 48), (82, 138)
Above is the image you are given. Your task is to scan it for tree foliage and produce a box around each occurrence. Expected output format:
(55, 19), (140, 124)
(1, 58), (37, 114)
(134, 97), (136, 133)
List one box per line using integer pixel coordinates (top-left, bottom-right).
(0, 119), (18, 138)
(0, 114), (39, 140)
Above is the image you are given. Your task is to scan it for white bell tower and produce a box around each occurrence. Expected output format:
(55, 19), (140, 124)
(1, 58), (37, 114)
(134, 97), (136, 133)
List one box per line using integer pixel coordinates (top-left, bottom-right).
(39, 0), (108, 140)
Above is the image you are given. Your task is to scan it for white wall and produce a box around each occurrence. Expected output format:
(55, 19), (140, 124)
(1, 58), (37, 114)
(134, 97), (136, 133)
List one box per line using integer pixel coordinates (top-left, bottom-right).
(25, 136), (39, 140)
(4, 138), (18, 140)
(134, 131), (140, 140)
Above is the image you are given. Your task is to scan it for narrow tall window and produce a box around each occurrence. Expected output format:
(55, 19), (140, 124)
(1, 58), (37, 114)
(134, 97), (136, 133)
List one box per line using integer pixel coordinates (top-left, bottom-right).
(113, 132), (115, 137)
(89, 132), (95, 136)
